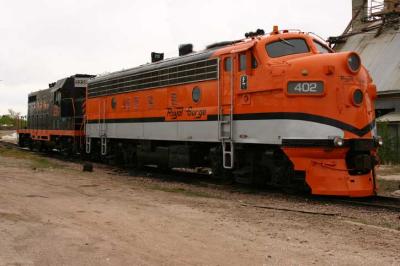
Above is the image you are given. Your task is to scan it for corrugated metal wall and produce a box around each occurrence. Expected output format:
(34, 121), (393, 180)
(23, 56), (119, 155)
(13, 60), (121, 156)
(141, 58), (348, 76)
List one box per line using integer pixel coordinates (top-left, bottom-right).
(335, 29), (400, 93)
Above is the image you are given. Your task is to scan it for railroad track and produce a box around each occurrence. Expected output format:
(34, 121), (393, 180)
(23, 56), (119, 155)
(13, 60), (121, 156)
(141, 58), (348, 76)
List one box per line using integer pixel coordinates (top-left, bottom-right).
(333, 196), (400, 212)
(0, 139), (17, 148)
(1, 139), (399, 212)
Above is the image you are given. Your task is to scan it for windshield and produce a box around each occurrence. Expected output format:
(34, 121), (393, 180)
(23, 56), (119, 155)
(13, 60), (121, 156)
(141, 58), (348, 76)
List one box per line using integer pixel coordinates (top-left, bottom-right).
(265, 38), (309, 58)
(313, 40), (332, 54)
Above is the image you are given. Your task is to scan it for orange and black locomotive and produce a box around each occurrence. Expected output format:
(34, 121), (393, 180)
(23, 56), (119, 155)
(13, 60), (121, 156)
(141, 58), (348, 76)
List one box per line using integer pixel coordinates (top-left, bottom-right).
(18, 27), (382, 197)
(18, 74), (94, 153)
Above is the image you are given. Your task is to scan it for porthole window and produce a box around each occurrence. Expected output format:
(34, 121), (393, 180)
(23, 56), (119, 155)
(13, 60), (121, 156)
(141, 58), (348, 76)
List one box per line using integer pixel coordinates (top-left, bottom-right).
(352, 89), (363, 106)
(111, 97), (117, 109)
(192, 87), (201, 103)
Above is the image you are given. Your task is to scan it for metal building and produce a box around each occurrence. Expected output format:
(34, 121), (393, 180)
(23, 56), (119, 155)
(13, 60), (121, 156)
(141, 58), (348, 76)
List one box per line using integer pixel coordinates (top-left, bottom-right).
(330, 0), (400, 117)
(330, 0), (400, 163)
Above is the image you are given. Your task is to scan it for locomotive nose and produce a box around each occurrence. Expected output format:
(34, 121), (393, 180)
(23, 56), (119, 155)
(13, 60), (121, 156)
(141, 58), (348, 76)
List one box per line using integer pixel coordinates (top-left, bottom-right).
(332, 51), (362, 76)
(340, 52), (377, 105)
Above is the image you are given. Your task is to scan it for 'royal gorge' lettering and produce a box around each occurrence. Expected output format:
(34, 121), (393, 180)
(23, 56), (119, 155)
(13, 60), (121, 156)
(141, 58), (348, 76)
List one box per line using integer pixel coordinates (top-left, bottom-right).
(167, 107), (206, 120)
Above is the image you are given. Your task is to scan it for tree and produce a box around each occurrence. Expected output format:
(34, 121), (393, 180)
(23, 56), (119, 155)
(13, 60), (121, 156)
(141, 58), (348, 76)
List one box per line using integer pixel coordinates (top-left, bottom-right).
(0, 109), (25, 129)
(7, 109), (20, 119)
(0, 115), (13, 126)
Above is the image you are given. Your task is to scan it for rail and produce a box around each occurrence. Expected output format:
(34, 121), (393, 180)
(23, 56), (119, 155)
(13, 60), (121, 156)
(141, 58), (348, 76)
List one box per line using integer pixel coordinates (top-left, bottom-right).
(1, 138), (399, 212)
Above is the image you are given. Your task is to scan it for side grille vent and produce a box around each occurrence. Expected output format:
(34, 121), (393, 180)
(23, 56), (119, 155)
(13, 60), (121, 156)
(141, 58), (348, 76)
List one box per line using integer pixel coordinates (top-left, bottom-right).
(88, 58), (218, 98)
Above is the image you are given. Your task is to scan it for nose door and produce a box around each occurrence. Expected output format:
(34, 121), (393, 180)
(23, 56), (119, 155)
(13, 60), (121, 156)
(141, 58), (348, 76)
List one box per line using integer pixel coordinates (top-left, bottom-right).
(220, 56), (234, 109)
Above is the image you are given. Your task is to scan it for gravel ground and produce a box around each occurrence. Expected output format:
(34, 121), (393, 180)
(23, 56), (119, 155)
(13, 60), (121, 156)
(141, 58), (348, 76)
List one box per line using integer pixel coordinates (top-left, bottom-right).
(0, 143), (399, 265)
(0, 130), (14, 137)
(0, 130), (17, 145)
(378, 165), (400, 181)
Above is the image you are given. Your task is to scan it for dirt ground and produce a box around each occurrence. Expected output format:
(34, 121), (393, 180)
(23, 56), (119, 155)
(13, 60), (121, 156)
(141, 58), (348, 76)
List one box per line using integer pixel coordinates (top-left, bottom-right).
(376, 165), (400, 197)
(0, 143), (399, 266)
(0, 130), (14, 138)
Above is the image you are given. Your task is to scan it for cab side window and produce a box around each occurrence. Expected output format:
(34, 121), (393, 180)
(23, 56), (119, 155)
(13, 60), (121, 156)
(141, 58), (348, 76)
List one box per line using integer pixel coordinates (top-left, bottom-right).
(54, 92), (61, 106)
(251, 55), (258, 69)
(239, 53), (258, 70)
(239, 54), (246, 71)
(313, 40), (332, 54)
(224, 57), (232, 71)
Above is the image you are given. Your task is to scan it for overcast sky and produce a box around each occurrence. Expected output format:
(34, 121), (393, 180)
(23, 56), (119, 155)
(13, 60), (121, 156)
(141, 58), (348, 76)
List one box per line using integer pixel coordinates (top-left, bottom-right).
(0, 0), (351, 115)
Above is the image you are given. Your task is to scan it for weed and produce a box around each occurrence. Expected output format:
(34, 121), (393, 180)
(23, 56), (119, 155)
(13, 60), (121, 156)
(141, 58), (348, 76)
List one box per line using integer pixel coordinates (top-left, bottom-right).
(377, 122), (400, 164)
(0, 146), (63, 169)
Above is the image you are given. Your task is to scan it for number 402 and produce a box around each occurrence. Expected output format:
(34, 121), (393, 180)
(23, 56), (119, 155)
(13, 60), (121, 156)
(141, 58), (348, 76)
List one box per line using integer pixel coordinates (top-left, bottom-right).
(294, 82), (318, 93)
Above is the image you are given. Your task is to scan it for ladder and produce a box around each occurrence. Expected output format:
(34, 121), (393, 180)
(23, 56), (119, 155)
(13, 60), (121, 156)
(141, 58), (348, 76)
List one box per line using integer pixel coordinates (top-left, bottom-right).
(85, 114), (91, 154)
(99, 100), (107, 156)
(218, 58), (234, 169)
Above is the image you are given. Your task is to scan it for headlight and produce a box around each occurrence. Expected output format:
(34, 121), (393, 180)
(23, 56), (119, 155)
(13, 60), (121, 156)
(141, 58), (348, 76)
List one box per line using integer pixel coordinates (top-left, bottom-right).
(333, 136), (344, 147)
(374, 136), (383, 147)
(347, 53), (361, 73)
(352, 89), (364, 106)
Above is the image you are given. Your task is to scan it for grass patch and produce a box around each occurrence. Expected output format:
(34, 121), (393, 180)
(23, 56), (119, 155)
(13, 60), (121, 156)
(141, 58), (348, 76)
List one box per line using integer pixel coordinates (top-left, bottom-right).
(31, 157), (61, 169)
(0, 146), (63, 169)
(146, 183), (217, 198)
(377, 122), (400, 164)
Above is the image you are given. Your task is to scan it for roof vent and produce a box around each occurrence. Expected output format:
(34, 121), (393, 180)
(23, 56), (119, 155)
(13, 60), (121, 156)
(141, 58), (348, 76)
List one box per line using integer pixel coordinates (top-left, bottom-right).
(179, 44), (193, 56)
(151, 52), (164, 63)
(49, 82), (56, 88)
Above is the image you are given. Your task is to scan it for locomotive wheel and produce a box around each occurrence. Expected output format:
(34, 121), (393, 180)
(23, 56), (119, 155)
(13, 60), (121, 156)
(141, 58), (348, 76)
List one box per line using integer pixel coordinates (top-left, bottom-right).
(209, 147), (233, 181)
(27, 139), (34, 151)
(17, 135), (24, 147)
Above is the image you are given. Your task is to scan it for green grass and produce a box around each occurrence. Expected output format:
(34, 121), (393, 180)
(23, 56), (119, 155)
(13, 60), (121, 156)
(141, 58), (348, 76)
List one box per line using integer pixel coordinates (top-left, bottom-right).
(0, 146), (63, 169)
(377, 122), (400, 164)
